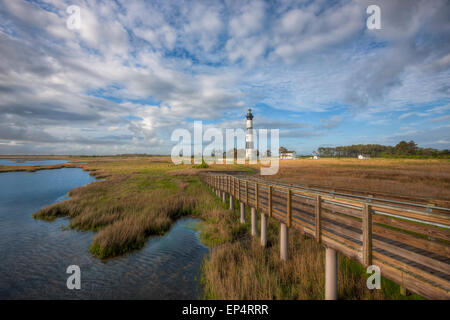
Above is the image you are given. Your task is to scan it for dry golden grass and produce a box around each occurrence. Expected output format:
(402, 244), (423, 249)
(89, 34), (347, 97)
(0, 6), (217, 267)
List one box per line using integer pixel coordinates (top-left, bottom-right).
(259, 158), (450, 202)
(201, 239), (384, 300)
(199, 199), (421, 300)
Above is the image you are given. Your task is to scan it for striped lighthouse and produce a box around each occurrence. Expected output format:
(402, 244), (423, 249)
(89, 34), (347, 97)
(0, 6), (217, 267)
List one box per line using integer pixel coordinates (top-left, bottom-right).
(245, 108), (255, 160)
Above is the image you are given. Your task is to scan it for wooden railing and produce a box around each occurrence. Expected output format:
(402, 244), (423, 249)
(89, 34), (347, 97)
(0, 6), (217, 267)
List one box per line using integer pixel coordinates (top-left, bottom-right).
(200, 173), (450, 300)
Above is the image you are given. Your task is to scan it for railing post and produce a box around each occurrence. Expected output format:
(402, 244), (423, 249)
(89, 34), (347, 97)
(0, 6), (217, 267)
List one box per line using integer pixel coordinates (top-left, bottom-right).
(280, 223), (288, 261)
(255, 182), (259, 210)
(268, 185), (272, 217)
(232, 177), (235, 197)
(325, 247), (338, 300)
(261, 213), (267, 247)
(286, 189), (292, 227)
(237, 179), (240, 200)
(245, 180), (248, 204)
(240, 202), (245, 224)
(316, 195), (321, 243)
(362, 203), (373, 267)
(251, 207), (257, 236)
(216, 176), (220, 197)
(215, 176), (219, 197)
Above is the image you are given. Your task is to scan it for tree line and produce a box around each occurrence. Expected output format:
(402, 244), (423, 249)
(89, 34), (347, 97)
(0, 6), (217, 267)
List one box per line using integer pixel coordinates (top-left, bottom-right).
(316, 141), (450, 159)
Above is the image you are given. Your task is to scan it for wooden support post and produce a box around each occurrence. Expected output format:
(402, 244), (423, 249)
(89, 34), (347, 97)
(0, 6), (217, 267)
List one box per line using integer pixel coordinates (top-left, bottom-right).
(222, 190), (226, 203)
(240, 202), (246, 224)
(261, 213), (267, 247)
(268, 185), (272, 217)
(316, 195), (321, 243)
(325, 247), (338, 300)
(251, 207), (257, 236)
(362, 203), (373, 267)
(280, 223), (288, 261)
(229, 194), (234, 210)
(286, 189), (292, 227)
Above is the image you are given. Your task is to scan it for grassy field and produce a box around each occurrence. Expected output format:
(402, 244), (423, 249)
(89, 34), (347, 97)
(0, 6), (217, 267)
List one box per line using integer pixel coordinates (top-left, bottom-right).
(32, 157), (208, 258)
(258, 158), (450, 202)
(199, 192), (422, 300)
(11, 156), (432, 299)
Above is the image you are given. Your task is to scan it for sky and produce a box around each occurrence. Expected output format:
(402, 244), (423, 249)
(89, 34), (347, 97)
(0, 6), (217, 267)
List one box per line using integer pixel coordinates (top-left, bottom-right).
(0, 0), (449, 155)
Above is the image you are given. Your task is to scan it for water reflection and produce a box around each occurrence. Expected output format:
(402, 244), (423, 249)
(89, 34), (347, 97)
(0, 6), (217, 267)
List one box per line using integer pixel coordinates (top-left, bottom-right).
(0, 168), (207, 299)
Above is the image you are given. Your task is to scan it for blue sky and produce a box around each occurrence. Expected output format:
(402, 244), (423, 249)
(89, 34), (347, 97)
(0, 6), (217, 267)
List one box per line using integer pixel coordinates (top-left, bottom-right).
(0, 0), (449, 155)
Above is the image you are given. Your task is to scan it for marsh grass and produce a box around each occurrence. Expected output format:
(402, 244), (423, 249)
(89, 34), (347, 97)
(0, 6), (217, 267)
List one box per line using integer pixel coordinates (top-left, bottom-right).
(199, 201), (423, 300)
(33, 158), (207, 258)
(30, 156), (427, 298)
(0, 163), (81, 172)
(259, 158), (450, 201)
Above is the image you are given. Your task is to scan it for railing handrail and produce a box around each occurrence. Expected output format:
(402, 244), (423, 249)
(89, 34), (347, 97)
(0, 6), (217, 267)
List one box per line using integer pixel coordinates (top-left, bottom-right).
(204, 172), (450, 216)
(200, 172), (450, 300)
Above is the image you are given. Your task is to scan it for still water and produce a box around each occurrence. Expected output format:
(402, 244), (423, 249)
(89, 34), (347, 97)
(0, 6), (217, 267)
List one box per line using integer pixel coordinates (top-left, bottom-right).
(0, 159), (69, 166)
(0, 168), (208, 299)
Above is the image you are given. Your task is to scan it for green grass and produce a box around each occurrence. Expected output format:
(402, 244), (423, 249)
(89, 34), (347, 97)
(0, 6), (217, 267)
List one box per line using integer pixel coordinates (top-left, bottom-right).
(192, 159), (210, 168)
(198, 190), (424, 300)
(28, 156), (426, 299)
(32, 158), (207, 258)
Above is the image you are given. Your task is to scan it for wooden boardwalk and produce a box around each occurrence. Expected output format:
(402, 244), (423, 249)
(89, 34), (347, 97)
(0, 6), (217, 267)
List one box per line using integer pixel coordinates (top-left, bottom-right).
(200, 173), (450, 300)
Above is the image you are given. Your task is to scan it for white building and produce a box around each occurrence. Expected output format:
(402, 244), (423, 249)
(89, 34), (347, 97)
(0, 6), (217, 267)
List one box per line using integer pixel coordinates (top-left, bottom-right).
(358, 154), (370, 159)
(245, 109), (257, 160)
(280, 150), (296, 159)
(313, 155), (320, 160)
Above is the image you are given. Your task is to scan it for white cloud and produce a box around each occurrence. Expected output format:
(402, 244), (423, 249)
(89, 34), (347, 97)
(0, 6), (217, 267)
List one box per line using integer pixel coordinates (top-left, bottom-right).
(0, 0), (448, 154)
